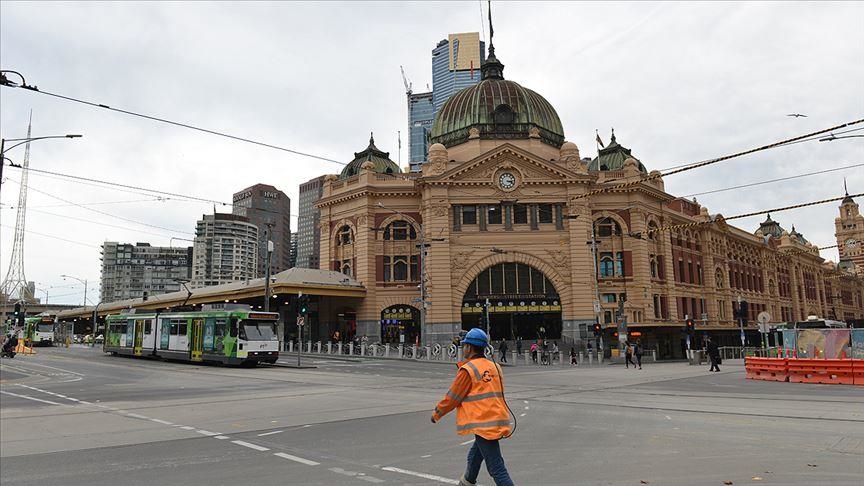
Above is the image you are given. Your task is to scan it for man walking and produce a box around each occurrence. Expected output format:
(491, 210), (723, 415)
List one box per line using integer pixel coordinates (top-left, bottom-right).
(499, 340), (508, 363)
(432, 328), (515, 486)
(707, 336), (721, 372)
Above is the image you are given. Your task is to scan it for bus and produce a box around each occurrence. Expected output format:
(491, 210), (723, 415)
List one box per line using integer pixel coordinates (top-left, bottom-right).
(24, 315), (56, 346)
(103, 305), (279, 366)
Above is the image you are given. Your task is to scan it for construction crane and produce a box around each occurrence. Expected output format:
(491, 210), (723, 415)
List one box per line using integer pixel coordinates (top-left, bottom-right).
(400, 65), (412, 96)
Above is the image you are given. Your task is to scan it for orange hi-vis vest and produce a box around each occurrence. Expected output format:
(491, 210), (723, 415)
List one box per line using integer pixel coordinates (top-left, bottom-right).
(455, 358), (513, 440)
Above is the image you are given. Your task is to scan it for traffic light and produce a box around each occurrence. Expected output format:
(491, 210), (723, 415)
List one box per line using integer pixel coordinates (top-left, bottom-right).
(13, 303), (21, 319)
(738, 300), (749, 323)
(592, 323), (601, 336)
(298, 295), (308, 316)
(685, 318), (695, 335)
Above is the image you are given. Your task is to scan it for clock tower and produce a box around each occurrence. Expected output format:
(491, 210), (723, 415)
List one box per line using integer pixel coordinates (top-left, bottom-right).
(835, 191), (864, 275)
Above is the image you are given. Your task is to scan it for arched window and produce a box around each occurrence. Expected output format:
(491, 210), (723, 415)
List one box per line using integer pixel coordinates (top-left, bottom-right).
(600, 254), (616, 277)
(337, 225), (353, 246)
(715, 269), (724, 289)
(595, 218), (622, 237)
(650, 256), (659, 278)
(341, 261), (352, 277)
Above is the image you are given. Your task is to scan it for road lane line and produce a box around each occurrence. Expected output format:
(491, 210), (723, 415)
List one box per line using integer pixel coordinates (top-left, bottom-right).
(126, 413), (149, 420)
(180, 426), (195, 430)
(231, 440), (270, 452)
(274, 452), (320, 465)
(0, 390), (64, 406)
(196, 430), (220, 436)
(380, 466), (459, 484)
(150, 419), (173, 425)
(257, 430), (284, 436)
(214, 435), (230, 440)
(460, 439), (474, 446)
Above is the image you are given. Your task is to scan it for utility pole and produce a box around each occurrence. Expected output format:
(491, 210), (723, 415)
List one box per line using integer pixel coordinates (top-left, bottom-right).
(264, 240), (274, 312)
(587, 226), (603, 353)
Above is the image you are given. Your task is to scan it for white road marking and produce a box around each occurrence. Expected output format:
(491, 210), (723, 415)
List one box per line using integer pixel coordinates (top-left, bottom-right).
(665, 415), (672, 420)
(151, 419), (173, 425)
(214, 435), (230, 440)
(274, 452), (320, 465)
(520, 413), (527, 417)
(421, 454), (432, 458)
(381, 466), (459, 484)
(197, 430), (220, 436)
(0, 390), (64, 406)
(257, 430), (284, 436)
(126, 413), (149, 420)
(460, 439), (474, 446)
(231, 440), (270, 452)
(180, 426), (195, 430)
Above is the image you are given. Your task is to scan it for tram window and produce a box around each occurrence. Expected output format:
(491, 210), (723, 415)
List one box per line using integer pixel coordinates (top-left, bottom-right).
(144, 320), (152, 334)
(179, 323), (188, 335)
(214, 320), (227, 339)
(170, 323), (178, 335)
(238, 325), (247, 340)
(513, 204), (528, 224)
(229, 319), (238, 338)
(538, 204), (553, 224)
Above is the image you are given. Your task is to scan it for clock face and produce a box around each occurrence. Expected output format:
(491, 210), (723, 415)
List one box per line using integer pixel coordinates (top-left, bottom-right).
(498, 172), (516, 189)
(846, 238), (859, 248)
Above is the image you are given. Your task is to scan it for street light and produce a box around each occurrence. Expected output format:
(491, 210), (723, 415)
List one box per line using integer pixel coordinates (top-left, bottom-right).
(1, 134), (82, 198)
(60, 274), (88, 308)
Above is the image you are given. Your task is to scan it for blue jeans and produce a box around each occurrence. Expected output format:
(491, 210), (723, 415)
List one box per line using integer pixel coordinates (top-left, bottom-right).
(465, 435), (514, 486)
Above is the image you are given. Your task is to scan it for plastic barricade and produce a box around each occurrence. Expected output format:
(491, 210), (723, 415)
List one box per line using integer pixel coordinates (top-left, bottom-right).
(787, 359), (853, 385)
(745, 357), (788, 382)
(853, 360), (864, 386)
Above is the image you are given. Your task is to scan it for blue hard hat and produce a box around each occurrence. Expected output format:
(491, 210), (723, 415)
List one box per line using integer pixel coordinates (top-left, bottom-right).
(463, 328), (488, 348)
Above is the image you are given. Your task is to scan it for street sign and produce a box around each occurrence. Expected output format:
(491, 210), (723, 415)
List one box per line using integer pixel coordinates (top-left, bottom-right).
(297, 316), (305, 327)
(593, 300), (601, 314)
(757, 311), (771, 325)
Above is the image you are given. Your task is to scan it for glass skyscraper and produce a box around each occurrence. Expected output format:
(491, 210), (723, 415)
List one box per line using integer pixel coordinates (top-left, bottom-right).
(408, 32), (485, 172)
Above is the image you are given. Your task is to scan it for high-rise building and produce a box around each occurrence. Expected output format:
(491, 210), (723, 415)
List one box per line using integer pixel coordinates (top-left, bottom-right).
(232, 184), (291, 277)
(296, 175), (326, 269)
(100, 242), (192, 303)
(191, 213), (259, 288)
(408, 33), (485, 172)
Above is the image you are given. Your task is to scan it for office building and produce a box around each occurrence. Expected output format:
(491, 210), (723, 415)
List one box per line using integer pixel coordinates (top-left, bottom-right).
(296, 175), (326, 269)
(232, 184), (291, 277)
(100, 242), (192, 303)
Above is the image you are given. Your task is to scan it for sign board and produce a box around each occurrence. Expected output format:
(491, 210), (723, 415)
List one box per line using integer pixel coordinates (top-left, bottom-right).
(593, 300), (601, 314)
(757, 311), (771, 325)
(297, 316), (305, 327)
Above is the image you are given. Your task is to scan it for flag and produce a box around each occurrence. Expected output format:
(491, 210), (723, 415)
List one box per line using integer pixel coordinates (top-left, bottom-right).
(488, 0), (494, 42)
(595, 130), (605, 148)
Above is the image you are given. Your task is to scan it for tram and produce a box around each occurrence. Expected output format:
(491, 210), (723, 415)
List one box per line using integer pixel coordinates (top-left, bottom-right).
(24, 315), (56, 346)
(794, 316), (848, 329)
(104, 305), (279, 365)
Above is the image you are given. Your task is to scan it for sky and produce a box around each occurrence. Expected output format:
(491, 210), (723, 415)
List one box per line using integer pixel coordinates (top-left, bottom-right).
(1, 1), (862, 306)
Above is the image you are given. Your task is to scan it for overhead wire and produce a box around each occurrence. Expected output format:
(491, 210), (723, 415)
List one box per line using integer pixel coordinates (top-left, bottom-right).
(683, 163), (864, 198)
(0, 223), (100, 248)
(5, 82), (347, 166)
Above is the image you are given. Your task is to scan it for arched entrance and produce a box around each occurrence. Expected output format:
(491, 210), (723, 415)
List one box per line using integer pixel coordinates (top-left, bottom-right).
(380, 305), (420, 345)
(461, 262), (562, 340)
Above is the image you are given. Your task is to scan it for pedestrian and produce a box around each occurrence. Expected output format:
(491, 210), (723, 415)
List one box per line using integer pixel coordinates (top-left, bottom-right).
(499, 340), (508, 363)
(541, 340), (550, 365)
(569, 346), (578, 365)
(431, 328), (515, 486)
(530, 341), (538, 364)
(515, 337), (522, 356)
(707, 336), (721, 372)
(625, 341), (636, 369)
(634, 339), (643, 369)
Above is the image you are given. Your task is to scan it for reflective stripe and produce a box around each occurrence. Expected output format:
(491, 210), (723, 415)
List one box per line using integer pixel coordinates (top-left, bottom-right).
(456, 419), (512, 431)
(447, 390), (466, 402)
(462, 391), (504, 402)
(464, 361), (481, 381)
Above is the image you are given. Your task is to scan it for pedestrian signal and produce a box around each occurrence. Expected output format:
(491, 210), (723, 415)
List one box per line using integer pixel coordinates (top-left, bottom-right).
(592, 323), (601, 336)
(298, 295), (309, 316)
(685, 319), (695, 335)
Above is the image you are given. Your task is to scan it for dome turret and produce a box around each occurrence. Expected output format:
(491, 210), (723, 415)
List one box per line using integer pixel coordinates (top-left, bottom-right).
(339, 133), (401, 180)
(589, 130), (648, 173)
(429, 45), (565, 149)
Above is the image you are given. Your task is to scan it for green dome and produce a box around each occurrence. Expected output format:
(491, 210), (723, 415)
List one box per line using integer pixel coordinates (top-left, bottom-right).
(339, 134), (401, 180)
(429, 47), (565, 149)
(588, 131), (648, 173)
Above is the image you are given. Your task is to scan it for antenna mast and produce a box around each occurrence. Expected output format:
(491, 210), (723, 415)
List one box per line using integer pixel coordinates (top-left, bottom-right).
(1, 113), (34, 303)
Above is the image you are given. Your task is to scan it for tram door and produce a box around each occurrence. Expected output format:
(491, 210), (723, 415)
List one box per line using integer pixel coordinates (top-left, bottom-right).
(190, 318), (204, 362)
(133, 319), (144, 356)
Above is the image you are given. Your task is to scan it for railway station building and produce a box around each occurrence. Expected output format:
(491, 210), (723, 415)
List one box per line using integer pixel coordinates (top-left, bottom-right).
(314, 45), (864, 358)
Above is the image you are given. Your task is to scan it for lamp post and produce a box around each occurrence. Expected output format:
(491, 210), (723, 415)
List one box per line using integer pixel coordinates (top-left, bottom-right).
(1, 134), (82, 198)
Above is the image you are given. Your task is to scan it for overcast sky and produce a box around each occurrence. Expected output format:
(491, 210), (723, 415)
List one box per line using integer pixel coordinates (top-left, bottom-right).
(1, 1), (862, 306)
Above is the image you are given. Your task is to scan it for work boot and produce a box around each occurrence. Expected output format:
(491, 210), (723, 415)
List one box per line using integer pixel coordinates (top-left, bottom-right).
(459, 475), (476, 486)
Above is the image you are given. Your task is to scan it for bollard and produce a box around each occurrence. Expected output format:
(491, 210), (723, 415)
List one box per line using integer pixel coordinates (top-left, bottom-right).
(398, 344), (404, 359)
(289, 341), (294, 353)
(425, 346), (431, 361)
(560, 351), (565, 366)
(512, 351), (518, 365)
(411, 345), (417, 359)
(337, 343), (343, 355)
(579, 352), (584, 365)
(306, 341), (312, 353)
(361, 344), (366, 357)
(349, 343), (354, 355)
(327, 342), (332, 354)
(316, 342), (322, 354)
(385, 345), (390, 358)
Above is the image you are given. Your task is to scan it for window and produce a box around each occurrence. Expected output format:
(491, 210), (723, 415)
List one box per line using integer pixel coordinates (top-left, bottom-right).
(602, 293), (617, 303)
(596, 218), (621, 237)
(337, 225), (353, 246)
(341, 261), (352, 277)
(650, 255), (659, 278)
(513, 204), (528, 224)
(384, 220), (417, 240)
(383, 255), (418, 282)
(462, 205), (477, 225)
(538, 204), (554, 224)
(604, 311), (613, 324)
(487, 205), (503, 225)
(599, 253), (615, 277)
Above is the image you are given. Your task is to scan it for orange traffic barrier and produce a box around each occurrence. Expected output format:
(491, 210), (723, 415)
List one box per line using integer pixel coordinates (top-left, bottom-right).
(745, 357), (788, 382)
(853, 360), (864, 387)
(13, 341), (35, 355)
(787, 359), (853, 385)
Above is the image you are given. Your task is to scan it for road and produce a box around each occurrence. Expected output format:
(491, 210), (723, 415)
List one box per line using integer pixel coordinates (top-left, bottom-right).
(1, 346), (862, 485)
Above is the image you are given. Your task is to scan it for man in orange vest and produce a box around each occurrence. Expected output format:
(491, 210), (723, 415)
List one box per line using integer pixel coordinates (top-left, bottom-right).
(431, 328), (514, 486)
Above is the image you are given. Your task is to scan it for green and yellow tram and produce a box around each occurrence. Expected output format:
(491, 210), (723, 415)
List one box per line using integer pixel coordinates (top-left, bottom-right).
(104, 305), (279, 365)
(24, 315), (56, 346)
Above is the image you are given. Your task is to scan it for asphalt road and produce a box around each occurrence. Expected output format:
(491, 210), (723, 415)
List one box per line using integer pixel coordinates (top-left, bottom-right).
(1, 346), (862, 485)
